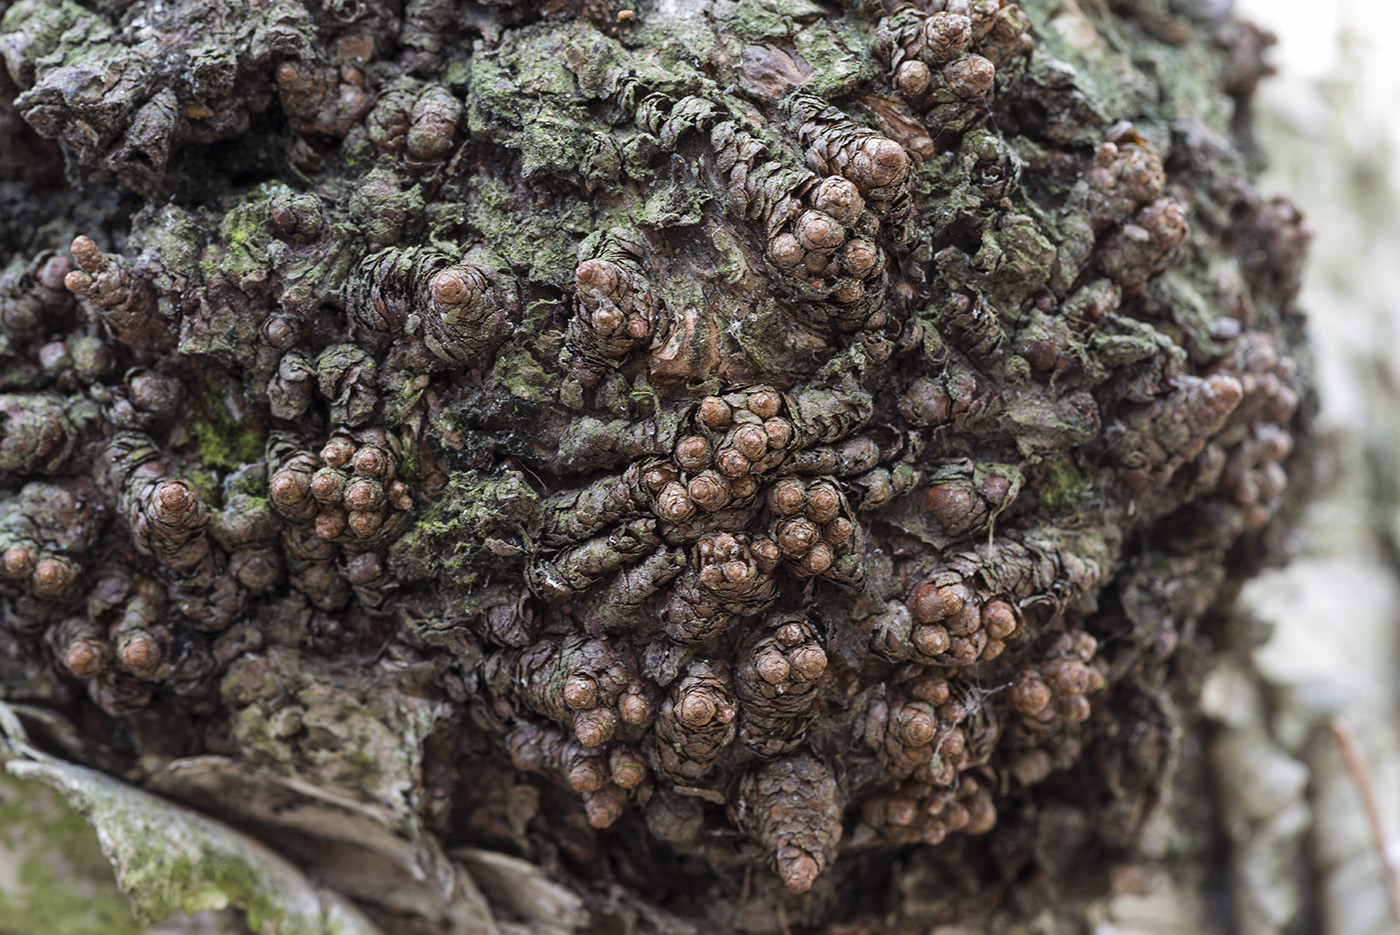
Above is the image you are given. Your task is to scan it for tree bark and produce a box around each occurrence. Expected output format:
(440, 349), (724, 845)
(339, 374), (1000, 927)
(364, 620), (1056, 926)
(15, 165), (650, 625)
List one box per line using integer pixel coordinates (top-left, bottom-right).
(0, 0), (1309, 932)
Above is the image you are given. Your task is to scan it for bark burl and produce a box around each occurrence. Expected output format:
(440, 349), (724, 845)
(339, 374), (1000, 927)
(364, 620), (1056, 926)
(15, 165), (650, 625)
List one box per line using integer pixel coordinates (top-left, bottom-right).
(0, 0), (1308, 932)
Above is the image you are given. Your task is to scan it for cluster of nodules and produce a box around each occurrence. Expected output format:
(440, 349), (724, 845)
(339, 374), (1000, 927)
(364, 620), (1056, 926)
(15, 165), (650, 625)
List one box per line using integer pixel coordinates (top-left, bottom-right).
(1068, 124), (1190, 294)
(651, 388), (796, 529)
(890, 572), (1021, 666)
(1112, 331), (1299, 528)
(350, 247), (515, 369)
(269, 431), (413, 545)
(872, 1), (1032, 136)
(856, 675), (999, 845)
(495, 616), (838, 891)
(565, 231), (658, 389)
(1194, 333), (1300, 530)
(1004, 631), (1105, 785)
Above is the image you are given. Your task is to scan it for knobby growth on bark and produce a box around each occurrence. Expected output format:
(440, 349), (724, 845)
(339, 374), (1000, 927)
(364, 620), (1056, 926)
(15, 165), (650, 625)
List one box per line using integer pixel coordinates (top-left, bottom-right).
(0, 0), (1307, 931)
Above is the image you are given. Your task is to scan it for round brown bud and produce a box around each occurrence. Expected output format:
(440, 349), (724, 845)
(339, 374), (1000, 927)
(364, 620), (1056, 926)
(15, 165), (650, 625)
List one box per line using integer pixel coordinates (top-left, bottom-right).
(643, 465), (675, 492)
(804, 484), (841, 524)
(894, 60), (931, 97)
(609, 748), (646, 789)
(270, 468), (312, 508)
(763, 418), (794, 450)
(731, 424), (768, 461)
(777, 623), (806, 647)
(832, 279), (865, 304)
(353, 445), (390, 479)
(152, 481), (199, 524)
(348, 509), (385, 538)
(32, 557), (76, 599)
(768, 232), (804, 267)
(698, 396), (732, 429)
(619, 685), (652, 725)
(907, 676), (950, 706)
(70, 235), (102, 272)
(657, 482), (696, 523)
(311, 468), (347, 503)
(855, 137), (909, 189)
(729, 474), (760, 502)
(824, 517), (854, 547)
(769, 478), (807, 516)
(4, 545), (37, 578)
(1059, 695), (1092, 723)
(981, 600), (1018, 639)
(943, 598), (981, 637)
(564, 675), (598, 710)
(714, 449), (751, 478)
(344, 477), (386, 512)
(118, 630), (162, 679)
(573, 707), (617, 747)
(892, 703), (936, 747)
(841, 239), (881, 279)
(687, 472), (729, 512)
(756, 648), (790, 684)
(430, 266), (484, 314)
(674, 435), (712, 471)
(320, 437), (355, 467)
(679, 690), (717, 727)
(913, 624), (950, 657)
(909, 582), (945, 624)
(315, 508), (348, 540)
(722, 560), (753, 585)
(965, 798), (997, 835)
(261, 315), (300, 351)
(801, 541), (834, 574)
(1045, 659), (1093, 696)
(1009, 673), (1051, 715)
(575, 258), (620, 296)
(812, 176), (865, 225)
(790, 645), (827, 680)
(747, 389), (782, 418)
(751, 538), (781, 572)
(343, 551), (384, 586)
(567, 757), (608, 794)
(795, 210), (846, 251)
(584, 786), (628, 829)
(946, 635), (982, 665)
(63, 638), (104, 679)
(943, 802), (970, 832)
(777, 518), (820, 557)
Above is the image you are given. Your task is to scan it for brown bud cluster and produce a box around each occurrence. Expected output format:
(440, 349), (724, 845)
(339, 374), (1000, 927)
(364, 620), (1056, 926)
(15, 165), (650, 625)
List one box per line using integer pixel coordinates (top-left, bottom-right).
(499, 636), (648, 749)
(733, 618), (828, 756)
(565, 229), (658, 388)
(269, 430), (413, 546)
(731, 754), (843, 894)
(1005, 633), (1106, 785)
(652, 661), (737, 781)
(858, 771), (997, 846)
(507, 722), (643, 829)
(65, 236), (172, 351)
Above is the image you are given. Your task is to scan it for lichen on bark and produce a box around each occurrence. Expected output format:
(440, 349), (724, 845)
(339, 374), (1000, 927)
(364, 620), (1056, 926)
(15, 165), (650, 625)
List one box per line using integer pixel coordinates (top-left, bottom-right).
(0, 0), (1307, 932)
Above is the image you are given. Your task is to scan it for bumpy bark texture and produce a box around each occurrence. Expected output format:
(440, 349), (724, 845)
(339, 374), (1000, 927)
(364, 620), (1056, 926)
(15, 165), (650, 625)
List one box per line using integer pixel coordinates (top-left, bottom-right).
(0, 0), (1307, 932)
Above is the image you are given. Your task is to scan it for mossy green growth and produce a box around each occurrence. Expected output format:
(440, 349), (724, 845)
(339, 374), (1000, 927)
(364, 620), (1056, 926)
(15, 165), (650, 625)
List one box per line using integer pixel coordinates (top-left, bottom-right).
(185, 385), (267, 475)
(389, 468), (541, 586)
(4, 758), (380, 935)
(0, 773), (142, 935)
(1038, 456), (1093, 511)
